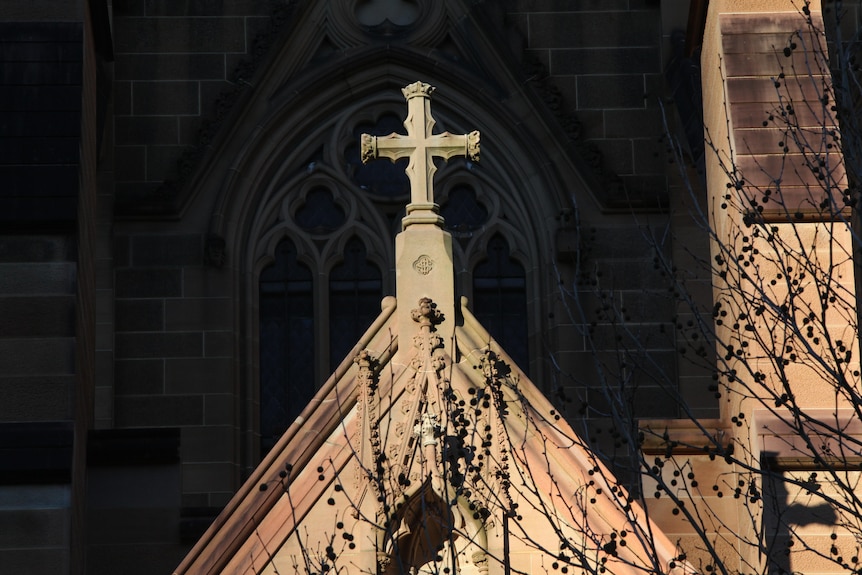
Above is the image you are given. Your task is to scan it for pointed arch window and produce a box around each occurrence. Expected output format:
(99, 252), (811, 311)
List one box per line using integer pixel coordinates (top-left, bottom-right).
(473, 234), (529, 374)
(329, 237), (383, 370)
(259, 239), (315, 454)
(255, 97), (545, 459)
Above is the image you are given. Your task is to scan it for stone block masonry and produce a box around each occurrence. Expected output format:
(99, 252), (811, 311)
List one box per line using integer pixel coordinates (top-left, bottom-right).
(112, 2), (277, 210)
(507, 2), (670, 203)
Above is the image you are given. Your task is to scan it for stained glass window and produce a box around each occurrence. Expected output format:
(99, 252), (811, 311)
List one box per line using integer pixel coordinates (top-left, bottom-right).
(473, 234), (529, 374)
(259, 239), (314, 455)
(329, 237), (383, 370)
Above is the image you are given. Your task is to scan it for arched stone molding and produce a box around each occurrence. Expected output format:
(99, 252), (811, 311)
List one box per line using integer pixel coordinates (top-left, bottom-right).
(210, 48), (579, 251)
(223, 64), (572, 281)
(203, 45), (592, 468)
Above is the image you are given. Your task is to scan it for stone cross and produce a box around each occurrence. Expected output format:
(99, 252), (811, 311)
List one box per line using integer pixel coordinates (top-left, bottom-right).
(360, 82), (480, 224)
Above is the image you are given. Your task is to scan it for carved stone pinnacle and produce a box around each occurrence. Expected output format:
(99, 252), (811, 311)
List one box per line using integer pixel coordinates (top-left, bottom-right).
(360, 133), (376, 165)
(467, 130), (480, 161)
(411, 297), (444, 327)
(354, 349), (376, 369)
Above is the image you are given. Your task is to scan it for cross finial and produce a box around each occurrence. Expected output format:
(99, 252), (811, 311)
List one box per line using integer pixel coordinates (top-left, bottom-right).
(360, 82), (480, 228)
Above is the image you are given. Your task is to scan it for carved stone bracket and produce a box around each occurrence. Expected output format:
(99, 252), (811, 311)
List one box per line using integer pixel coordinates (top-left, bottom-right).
(414, 412), (440, 447)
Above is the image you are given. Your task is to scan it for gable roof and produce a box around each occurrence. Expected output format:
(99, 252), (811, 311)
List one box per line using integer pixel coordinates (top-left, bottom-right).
(174, 295), (690, 575)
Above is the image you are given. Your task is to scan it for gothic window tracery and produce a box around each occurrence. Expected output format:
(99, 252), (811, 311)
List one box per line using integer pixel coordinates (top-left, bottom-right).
(259, 234), (383, 456)
(355, 0), (420, 27)
(257, 99), (539, 458)
(294, 187), (346, 233)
